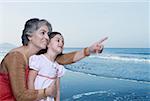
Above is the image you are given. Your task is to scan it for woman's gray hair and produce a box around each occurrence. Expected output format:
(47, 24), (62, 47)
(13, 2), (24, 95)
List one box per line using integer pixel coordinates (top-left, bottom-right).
(21, 18), (52, 45)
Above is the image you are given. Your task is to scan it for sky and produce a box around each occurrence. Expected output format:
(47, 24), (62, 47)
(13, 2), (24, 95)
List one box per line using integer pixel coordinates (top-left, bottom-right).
(0, 0), (149, 48)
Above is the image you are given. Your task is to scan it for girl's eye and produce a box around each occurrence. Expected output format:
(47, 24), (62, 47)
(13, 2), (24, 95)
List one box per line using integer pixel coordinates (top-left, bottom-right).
(57, 40), (60, 42)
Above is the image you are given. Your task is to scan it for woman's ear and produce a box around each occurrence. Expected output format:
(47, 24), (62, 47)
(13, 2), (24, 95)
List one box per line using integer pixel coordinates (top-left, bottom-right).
(27, 35), (32, 41)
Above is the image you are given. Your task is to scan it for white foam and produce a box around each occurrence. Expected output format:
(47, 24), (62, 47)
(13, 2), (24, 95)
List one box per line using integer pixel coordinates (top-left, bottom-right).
(72, 90), (107, 99)
(89, 55), (150, 63)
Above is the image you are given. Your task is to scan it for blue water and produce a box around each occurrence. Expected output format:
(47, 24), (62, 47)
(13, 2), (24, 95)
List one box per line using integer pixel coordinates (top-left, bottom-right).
(61, 48), (150, 101)
(64, 48), (150, 83)
(0, 47), (150, 101)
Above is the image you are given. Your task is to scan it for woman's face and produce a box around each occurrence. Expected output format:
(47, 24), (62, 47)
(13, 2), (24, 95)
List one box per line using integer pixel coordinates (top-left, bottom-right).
(48, 34), (64, 54)
(29, 25), (49, 50)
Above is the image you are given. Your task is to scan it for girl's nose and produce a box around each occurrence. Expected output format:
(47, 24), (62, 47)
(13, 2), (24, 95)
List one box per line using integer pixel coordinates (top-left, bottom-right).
(59, 41), (64, 46)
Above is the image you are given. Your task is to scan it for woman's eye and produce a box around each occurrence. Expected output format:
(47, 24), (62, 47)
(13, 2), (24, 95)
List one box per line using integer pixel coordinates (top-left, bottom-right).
(57, 40), (60, 42)
(41, 32), (45, 35)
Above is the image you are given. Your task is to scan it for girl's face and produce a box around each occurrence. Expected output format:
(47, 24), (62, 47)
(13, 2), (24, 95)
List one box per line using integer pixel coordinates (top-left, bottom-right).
(28, 25), (49, 50)
(48, 34), (64, 54)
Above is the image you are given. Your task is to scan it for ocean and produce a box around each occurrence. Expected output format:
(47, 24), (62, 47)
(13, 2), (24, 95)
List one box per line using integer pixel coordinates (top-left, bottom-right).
(64, 48), (150, 83)
(0, 47), (150, 101)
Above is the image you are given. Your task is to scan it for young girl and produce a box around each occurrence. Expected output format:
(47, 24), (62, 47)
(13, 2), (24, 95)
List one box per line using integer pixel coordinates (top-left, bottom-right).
(28, 32), (66, 101)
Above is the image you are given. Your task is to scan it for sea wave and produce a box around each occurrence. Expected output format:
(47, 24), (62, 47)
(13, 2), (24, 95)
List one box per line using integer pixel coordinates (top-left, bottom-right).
(126, 52), (150, 55)
(62, 90), (150, 101)
(83, 72), (150, 84)
(63, 90), (109, 101)
(72, 91), (108, 99)
(89, 55), (150, 63)
(66, 69), (150, 84)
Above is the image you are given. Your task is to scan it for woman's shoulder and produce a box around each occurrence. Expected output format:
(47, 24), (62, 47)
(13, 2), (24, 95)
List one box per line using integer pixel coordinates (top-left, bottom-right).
(8, 46), (25, 56)
(4, 47), (28, 64)
(6, 51), (24, 58)
(4, 52), (25, 64)
(1, 51), (27, 68)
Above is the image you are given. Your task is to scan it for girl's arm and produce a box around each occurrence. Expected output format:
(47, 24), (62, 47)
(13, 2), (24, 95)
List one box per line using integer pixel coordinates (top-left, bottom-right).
(55, 77), (60, 101)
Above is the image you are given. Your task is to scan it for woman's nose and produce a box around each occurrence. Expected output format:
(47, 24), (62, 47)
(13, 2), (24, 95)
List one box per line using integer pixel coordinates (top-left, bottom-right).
(44, 33), (49, 40)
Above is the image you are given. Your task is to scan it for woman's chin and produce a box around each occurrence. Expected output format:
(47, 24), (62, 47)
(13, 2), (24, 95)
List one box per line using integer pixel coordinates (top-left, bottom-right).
(56, 49), (62, 54)
(39, 45), (47, 50)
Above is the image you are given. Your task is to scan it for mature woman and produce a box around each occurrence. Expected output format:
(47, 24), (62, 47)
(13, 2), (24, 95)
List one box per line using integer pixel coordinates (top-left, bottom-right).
(0, 18), (106, 101)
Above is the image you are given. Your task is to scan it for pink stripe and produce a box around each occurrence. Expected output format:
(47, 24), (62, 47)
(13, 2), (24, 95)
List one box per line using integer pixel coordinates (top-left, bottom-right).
(38, 74), (57, 79)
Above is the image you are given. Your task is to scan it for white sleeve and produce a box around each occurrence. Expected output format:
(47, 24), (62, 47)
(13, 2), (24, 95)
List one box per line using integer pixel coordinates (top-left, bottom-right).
(57, 65), (66, 77)
(29, 55), (40, 71)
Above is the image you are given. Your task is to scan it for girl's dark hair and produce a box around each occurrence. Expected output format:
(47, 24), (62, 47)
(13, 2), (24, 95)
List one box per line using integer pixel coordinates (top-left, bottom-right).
(36, 31), (63, 55)
(48, 31), (63, 40)
(21, 18), (52, 45)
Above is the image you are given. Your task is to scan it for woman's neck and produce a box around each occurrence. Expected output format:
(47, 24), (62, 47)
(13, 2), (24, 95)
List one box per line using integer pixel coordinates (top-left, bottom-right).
(23, 44), (40, 58)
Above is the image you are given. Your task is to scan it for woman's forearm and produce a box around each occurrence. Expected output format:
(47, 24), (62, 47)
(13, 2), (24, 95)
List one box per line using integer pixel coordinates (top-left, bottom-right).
(73, 47), (90, 62)
(56, 48), (90, 65)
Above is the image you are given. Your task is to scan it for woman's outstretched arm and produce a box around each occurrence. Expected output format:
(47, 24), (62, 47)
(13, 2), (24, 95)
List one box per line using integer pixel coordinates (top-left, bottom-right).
(56, 37), (108, 65)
